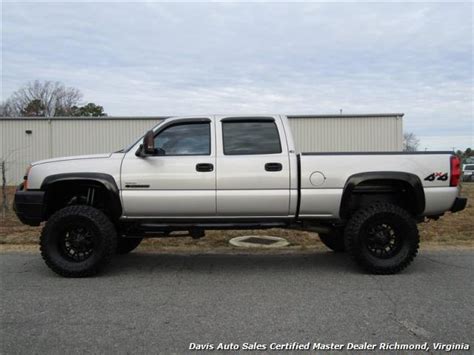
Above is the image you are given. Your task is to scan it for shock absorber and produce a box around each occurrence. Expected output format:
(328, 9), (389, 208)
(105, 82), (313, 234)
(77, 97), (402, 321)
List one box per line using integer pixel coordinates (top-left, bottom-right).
(86, 187), (95, 206)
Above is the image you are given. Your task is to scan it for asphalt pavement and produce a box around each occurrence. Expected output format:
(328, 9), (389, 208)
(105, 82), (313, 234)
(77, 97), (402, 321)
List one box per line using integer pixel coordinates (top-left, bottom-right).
(1, 250), (473, 354)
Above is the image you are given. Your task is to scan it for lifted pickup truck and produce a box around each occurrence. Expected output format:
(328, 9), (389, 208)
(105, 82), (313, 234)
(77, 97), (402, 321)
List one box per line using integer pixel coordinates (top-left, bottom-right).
(14, 115), (467, 277)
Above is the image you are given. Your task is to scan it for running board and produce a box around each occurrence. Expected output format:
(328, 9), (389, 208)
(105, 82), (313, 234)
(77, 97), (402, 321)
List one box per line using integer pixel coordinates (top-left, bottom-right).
(119, 221), (289, 238)
(140, 222), (287, 230)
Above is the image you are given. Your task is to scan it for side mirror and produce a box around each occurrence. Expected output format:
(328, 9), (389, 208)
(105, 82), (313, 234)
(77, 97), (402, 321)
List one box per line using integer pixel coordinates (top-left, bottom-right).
(135, 130), (167, 157)
(135, 130), (157, 157)
(143, 130), (155, 154)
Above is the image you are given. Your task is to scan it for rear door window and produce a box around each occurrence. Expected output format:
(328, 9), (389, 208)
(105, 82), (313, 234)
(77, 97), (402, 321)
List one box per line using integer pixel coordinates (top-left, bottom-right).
(222, 121), (282, 155)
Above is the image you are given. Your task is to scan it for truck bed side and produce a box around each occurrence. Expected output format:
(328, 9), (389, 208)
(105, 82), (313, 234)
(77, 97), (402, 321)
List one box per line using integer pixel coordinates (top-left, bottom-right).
(298, 152), (457, 219)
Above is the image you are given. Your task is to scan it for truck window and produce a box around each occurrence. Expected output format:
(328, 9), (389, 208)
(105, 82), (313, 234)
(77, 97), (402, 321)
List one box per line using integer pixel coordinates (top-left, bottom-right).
(222, 121), (282, 155)
(154, 122), (210, 155)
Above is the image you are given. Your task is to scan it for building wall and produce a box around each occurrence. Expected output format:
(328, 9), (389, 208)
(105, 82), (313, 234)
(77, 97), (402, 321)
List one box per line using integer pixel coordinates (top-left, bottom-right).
(287, 115), (403, 152)
(1, 118), (162, 185)
(1, 114), (403, 184)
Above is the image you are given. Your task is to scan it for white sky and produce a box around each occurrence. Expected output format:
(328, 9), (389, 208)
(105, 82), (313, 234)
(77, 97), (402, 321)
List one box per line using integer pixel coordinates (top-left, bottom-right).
(2, 1), (473, 150)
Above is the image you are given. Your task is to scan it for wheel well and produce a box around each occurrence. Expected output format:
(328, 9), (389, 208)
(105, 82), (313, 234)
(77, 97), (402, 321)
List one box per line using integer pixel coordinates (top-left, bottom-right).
(340, 178), (424, 219)
(43, 180), (121, 220)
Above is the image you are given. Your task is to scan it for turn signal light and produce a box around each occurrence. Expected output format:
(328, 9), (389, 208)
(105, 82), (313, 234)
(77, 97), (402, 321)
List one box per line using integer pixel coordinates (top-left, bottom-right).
(23, 166), (31, 190)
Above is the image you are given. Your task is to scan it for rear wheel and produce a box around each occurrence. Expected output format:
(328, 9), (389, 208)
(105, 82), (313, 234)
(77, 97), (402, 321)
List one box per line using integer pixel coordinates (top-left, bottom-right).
(344, 202), (419, 274)
(40, 205), (117, 277)
(319, 229), (345, 252)
(116, 237), (143, 254)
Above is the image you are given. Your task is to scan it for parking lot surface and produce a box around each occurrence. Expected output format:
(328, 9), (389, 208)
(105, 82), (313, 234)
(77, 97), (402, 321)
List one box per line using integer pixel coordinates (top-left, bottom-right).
(1, 250), (473, 353)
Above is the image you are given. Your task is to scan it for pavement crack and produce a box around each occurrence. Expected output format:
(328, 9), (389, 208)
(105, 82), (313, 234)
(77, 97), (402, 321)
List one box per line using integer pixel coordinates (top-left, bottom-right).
(369, 275), (434, 344)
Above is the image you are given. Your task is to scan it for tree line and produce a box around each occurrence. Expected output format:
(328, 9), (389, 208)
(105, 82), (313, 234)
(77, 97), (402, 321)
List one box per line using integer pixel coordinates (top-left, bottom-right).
(3, 80), (471, 160)
(403, 132), (472, 162)
(456, 148), (473, 164)
(1, 80), (106, 117)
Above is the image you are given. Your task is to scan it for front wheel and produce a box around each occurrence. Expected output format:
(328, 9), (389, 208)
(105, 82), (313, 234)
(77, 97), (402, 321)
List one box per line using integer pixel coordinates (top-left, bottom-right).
(40, 205), (117, 277)
(344, 203), (419, 274)
(116, 237), (143, 254)
(319, 229), (345, 252)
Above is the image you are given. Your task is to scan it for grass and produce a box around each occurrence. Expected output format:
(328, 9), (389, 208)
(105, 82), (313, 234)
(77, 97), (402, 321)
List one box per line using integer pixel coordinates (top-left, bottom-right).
(1, 184), (473, 252)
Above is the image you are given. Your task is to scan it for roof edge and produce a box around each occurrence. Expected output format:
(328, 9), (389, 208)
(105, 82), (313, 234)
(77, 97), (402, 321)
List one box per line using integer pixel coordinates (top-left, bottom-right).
(0, 113), (404, 120)
(0, 116), (169, 121)
(287, 113), (404, 119)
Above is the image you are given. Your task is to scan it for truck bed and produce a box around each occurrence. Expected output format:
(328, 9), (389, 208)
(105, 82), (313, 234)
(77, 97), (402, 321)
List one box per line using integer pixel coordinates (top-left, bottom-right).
(298, 151), (457, 218)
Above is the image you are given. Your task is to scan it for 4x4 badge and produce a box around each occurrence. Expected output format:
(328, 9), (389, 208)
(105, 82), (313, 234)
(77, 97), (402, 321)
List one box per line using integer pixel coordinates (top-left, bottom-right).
(424, 172), (448, 181)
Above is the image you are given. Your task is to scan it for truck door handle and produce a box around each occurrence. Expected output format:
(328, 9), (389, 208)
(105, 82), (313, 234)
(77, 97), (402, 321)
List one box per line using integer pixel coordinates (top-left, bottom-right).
(265, 162), (282, 172)
(196, 163), (214, 172)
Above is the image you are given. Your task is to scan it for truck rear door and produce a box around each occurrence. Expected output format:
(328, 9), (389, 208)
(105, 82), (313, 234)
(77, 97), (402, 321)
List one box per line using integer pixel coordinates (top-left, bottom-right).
(215, 116), (291, 216)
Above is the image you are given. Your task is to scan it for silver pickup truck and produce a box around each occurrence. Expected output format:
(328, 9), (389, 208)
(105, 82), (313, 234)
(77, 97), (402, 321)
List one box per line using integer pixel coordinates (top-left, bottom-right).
(14, 115), (467, 277)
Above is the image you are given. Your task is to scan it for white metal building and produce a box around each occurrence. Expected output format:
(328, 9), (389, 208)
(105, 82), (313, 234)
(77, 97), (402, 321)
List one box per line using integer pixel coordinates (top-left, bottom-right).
(1, 113), (403, 183)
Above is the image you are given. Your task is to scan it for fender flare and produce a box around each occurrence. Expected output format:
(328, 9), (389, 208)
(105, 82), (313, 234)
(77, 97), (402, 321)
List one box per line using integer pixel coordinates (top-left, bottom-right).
(41, 173), (122, 218)
(339, 171), (425, 219)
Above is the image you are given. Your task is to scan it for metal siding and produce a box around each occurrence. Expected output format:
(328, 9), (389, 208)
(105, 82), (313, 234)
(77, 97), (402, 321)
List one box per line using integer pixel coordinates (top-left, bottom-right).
(288, 116), (402, 152)
(1, 120), (51, 185)
(2, 115), (402, 183)
(50, 119), (160, 157)
(2, 119), (159, 183)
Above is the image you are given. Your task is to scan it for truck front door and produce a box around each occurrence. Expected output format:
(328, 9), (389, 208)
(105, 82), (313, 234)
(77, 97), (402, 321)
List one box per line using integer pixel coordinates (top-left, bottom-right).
(215, 116), (291, 216)
(121, 118), (216, 217)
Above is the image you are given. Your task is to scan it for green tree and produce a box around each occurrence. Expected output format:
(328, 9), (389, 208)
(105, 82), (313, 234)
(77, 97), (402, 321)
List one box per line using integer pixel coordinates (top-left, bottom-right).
(460, 148), (473, 164)
(455, 147), (473, 163)
(70, 103), (107, 117)
(20, 99), (46, 117)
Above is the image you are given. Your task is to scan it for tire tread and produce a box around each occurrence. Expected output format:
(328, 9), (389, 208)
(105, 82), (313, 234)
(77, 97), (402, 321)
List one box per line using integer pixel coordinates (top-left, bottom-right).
(116, 237), (143, 255)
(345, 202), (419, 274)
(319, 230), (345, 253)
(40, 205), (117, 277)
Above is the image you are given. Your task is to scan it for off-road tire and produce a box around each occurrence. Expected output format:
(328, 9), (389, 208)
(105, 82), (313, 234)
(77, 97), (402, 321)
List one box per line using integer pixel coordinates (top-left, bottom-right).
(40, 205), (117, 277)
(116, 237), (143, 254)
(344, 202), (419, 274)
(319, 229), (345, 252)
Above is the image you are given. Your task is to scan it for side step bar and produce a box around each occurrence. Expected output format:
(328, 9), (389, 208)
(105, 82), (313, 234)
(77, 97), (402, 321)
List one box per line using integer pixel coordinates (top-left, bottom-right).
(119, 221), (290, 238)
(119, 221), (333, 238)
(140, 221), (287, 230)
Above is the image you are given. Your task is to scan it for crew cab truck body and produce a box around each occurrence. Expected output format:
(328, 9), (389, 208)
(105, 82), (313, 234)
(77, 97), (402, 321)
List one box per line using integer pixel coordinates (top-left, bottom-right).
(14, 115), (467, 277)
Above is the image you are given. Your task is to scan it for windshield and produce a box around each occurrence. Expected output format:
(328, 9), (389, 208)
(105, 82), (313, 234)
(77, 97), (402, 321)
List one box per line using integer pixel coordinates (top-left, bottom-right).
(464, 165), (474, 171)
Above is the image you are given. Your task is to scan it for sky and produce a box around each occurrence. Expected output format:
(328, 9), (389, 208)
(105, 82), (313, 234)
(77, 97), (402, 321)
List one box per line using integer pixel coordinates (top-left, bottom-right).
(2, 1), (473, 150)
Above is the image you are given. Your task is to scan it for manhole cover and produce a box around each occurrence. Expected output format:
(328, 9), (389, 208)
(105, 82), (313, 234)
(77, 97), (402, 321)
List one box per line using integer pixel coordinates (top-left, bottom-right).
(242, 237), (278, 245)
(229, 235), (290, 248)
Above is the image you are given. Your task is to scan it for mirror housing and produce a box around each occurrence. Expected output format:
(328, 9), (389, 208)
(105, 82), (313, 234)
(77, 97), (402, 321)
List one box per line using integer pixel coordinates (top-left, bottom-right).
(135, 130), (157, 157)
(143, 130), (155, 154)
(135, 130), (166, 157)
